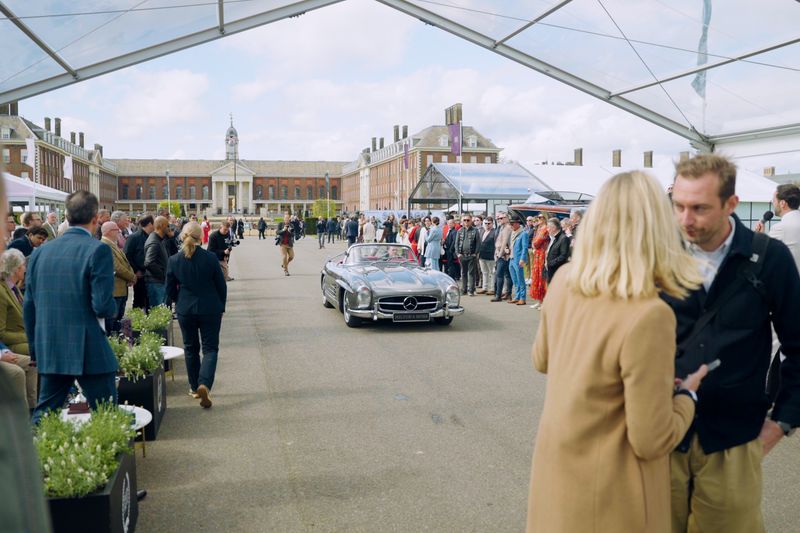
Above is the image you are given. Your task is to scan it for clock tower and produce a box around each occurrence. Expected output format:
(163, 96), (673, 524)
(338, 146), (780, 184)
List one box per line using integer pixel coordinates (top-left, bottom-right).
(225, 114), (238, 161)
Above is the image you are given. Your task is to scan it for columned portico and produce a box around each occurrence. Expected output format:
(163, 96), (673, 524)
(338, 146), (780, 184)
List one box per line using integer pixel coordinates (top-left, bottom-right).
(211, 161), (254, 214)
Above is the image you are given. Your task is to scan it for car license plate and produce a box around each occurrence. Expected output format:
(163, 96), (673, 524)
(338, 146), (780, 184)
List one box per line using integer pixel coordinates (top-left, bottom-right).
(393, 312), (431, 322)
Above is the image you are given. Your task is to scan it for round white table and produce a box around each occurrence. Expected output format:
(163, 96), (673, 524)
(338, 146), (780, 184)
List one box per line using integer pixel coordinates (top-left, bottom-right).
(61, 404), (153, 456)
(161, 346), (184, 381)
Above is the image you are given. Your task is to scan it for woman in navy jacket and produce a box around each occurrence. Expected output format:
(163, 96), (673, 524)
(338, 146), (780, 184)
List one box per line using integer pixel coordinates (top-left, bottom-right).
(165, 222), (227, 408)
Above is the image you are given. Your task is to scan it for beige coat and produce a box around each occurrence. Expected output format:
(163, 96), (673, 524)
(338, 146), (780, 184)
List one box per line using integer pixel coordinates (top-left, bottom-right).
(528, 266), (694, 533)
(101, 237), (135, 298)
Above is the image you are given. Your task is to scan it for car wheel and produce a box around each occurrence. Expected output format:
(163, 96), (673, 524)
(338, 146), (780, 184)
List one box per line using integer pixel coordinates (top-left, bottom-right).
(435, 316), (453, 326)
(342, 295), (362, 328)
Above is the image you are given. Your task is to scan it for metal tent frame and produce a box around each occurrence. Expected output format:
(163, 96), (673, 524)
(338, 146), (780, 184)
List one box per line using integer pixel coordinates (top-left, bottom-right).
(1, 0), (798, 153)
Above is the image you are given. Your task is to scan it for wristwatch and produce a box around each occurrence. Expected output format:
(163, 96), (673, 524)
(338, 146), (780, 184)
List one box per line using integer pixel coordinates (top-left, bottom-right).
(776, 421), (797, 437)
(674, 388), (698, 402)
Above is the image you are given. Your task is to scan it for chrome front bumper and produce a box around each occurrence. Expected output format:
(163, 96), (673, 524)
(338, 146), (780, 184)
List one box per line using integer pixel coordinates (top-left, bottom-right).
(349, 305), (465, 320)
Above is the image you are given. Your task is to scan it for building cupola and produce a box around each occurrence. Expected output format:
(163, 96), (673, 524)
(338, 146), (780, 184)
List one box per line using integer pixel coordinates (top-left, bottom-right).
(225, 113), (239, 160)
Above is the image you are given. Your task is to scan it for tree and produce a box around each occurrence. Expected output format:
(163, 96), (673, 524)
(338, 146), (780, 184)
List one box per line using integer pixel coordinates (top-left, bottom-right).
(311, 199), (337, 218)
(157, 201), (180, 218)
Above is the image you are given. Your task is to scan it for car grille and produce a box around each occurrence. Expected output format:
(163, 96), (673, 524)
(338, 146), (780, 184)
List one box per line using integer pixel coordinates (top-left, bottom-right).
(378, 295), (439, 313)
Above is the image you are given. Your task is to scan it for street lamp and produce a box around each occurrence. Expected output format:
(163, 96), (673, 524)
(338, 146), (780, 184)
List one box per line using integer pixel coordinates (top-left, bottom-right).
(325, 171), (330, 219)
(166, 169), (170, 212)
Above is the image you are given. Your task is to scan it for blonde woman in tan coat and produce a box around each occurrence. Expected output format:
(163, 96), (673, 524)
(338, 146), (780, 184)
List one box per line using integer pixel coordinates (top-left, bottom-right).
(527, 171), (709, 533)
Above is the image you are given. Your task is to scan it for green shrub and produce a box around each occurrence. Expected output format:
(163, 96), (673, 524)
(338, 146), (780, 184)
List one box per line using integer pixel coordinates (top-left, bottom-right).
(35, 402), (135, 498)
(128, 304), (172, 332)
(304, 217), (318, 235)
(110, 331), (163, 382)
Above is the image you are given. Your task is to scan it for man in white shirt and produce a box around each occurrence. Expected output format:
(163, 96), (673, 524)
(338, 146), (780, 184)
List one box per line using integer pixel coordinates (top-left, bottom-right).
(756, 183), (800, 272)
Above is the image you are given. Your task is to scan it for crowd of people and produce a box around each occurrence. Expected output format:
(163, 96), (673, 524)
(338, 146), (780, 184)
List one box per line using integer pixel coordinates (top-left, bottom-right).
(0, 199), (234, 416)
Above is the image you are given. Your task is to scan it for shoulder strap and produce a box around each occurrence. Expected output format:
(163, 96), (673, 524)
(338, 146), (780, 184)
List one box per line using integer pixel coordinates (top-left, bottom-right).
(677, 231), (769, 354)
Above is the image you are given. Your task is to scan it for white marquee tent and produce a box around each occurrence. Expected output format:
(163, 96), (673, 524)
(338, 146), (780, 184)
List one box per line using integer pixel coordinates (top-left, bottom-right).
(3, 171), (68, 211)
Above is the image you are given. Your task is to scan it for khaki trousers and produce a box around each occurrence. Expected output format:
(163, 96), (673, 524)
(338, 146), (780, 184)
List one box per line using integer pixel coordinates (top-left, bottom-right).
(671, 435), (764, 533)
(219, 260), (230, 280)
(280, 245), (294, 271)
(0, 355), (37, 408)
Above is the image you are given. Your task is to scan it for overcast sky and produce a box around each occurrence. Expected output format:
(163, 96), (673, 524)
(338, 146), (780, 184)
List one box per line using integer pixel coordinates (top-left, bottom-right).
(15, 0), (800, 175)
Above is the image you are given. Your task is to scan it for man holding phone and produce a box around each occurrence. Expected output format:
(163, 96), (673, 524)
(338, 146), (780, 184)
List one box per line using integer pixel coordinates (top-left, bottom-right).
(666, 154), (800, 533)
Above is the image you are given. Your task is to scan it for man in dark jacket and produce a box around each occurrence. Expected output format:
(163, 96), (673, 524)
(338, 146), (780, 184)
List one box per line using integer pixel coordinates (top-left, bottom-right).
(276, 214), (295, 276)
(7, 227), (47, 257)
(455, 214), (480, 295)
(345, 216), (359, 247)
(666, 154), (800, 533)
(208, 222), (233, 281)
(257, 217), (267, 240)
(317, 218), (327, 248)
(143, 216), (169, 308)
(326, 217), (337, 244)
(124, 215), (154, 309)
(544, 217), (570, 283)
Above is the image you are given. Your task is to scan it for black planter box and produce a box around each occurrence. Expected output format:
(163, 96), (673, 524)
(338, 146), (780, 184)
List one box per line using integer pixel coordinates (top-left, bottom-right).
(117, 366), (166, 441)
(48, 451), (138, 533)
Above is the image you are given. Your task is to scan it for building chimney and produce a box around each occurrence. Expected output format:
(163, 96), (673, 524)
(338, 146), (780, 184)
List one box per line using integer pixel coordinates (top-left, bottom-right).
(379, 137), (385, 149)
(44, 117), (51, 132)
(573, 148), (583, 166)
(54, 117), (62, 137)
(679, 151), (690, 162)
(612, 149), (622, 167)
(393, 125), (400, 143)
(371, 137), (377, 152)
(643, 150), (653, 168)
(79, 132), (84, 148)
(763, 166), (776, 177)
(402, 125), (408, 139)
(70, 132), (76, 144)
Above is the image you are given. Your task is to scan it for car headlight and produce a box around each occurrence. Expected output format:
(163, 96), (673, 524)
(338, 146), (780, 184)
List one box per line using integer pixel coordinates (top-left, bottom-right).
(445, 285), (460, 307)
(356, 286), (372, 308)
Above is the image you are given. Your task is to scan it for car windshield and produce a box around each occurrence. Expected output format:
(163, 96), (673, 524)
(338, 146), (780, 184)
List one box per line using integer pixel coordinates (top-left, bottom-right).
(346, 245), (416, 264)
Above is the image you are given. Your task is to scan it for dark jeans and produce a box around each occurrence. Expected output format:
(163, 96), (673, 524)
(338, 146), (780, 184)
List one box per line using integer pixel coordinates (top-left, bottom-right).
(146, 282), (166, 309)
(460, 256), (477, 294)
(32, 372), (117, 425)
(105, 295), (127, 335)
(327, 231), (334, 243)
(132, 278), (148, 309)
(347, 237), (356, 247)
(258, 229), (265, 240)
(495, 258), (512, 296)
(318, 232), (325, 248)
(178, 313), (222, 392)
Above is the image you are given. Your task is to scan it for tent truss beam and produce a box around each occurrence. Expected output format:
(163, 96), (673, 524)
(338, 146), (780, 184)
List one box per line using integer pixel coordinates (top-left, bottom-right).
(493, 0), (574, 48)
(376, 0), (711, 150)
(611, 37), (800, 97)
(218, 0), (226, 35)
(0, 0), (344, 105)
(0, 1), (78, 79)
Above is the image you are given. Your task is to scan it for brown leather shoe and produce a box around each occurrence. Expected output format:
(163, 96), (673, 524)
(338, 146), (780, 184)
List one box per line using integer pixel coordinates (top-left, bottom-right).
(508, 299), (519, 304)
(197, 385), (212, 408)
(485, 291), (495, 296)
(516, 300), (527, 306)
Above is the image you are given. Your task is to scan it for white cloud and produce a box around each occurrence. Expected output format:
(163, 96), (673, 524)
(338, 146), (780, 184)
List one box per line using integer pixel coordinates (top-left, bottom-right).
(113, 68), (209, 138)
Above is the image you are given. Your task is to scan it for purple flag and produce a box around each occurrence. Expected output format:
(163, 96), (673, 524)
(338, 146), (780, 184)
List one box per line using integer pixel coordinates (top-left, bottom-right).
(403, 142), (409, 169)
(448, 123), (461, 156)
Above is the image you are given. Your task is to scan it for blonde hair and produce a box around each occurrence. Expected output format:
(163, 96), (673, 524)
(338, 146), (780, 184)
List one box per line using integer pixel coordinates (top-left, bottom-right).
(566, 171), (702, 300)
(180, 222), (202, 259)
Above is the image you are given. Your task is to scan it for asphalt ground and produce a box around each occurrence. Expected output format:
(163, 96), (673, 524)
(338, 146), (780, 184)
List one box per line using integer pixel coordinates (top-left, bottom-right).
(136, 235), (800, 533)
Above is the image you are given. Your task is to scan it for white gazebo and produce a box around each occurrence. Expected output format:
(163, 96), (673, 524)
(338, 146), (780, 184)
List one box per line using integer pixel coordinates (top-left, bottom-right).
(3, 172), (68, 213)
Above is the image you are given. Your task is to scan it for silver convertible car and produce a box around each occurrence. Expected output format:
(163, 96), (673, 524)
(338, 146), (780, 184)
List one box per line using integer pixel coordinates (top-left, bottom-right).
(321, 243), (464, 327)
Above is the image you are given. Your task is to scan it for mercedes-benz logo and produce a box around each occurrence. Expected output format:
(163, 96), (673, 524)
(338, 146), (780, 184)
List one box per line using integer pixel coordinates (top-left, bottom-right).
(403, 297), (418, 311)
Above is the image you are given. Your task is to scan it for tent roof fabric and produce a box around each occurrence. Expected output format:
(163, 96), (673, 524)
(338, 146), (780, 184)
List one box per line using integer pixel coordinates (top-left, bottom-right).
(1, 1), (797, 150)
(3, 171), (69, 202)
(410, 162), (551, 203)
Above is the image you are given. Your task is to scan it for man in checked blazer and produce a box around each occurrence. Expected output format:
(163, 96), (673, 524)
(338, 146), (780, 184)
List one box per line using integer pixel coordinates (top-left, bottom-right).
(26, 191), (118, 424)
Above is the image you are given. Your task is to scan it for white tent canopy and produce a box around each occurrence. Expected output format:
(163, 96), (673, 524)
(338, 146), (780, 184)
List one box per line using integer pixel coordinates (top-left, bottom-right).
(4, 171), (68, 210)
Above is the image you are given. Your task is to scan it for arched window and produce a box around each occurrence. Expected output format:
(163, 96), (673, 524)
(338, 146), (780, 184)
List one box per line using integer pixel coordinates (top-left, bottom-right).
(307, 185), (313, 199)
(319, 186), (325, 198)
(149, 186), (156, 199)
(162, 185), (168, 199)
(120, 185), (129, 199)
(268, 185), (275, 200)
(135, 185), (142, 200)
(189, 185), (196, 199)
(202, 185), (209, 200)
(256, 185), (263, 199)
(175, 185), (182, 199)
(294, 186), (301, 199)
(331, 186), (338, 200)
(281, 186), (288, 200)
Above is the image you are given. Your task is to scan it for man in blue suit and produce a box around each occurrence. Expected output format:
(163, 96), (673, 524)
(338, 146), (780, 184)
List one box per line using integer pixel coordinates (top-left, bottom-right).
(26, 190), (119, 424)
(424, 216), (442, 271)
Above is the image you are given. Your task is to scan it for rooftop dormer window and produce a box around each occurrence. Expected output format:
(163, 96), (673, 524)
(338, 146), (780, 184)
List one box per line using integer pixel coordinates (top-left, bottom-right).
(438, 134), (448, 147)
(467, 135), (477, 148)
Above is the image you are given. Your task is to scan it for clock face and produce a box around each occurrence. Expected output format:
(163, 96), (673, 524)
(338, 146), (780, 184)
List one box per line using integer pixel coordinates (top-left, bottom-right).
(227, 136), (236, 146)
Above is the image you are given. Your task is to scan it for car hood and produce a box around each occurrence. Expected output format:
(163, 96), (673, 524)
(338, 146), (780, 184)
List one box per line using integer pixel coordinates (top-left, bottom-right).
(349, 264), (441, 292)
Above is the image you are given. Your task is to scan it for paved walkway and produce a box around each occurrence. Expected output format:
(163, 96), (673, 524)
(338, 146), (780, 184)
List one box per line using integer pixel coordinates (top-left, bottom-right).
(136, 236), (800, 532)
